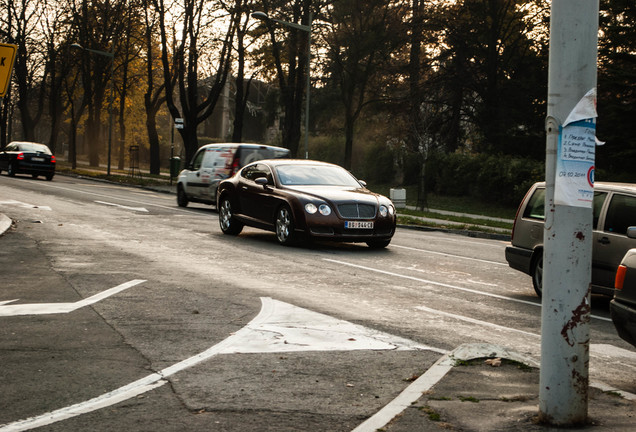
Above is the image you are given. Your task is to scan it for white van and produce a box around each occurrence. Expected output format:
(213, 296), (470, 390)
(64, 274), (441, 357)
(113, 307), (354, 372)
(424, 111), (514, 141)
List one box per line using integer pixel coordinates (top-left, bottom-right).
(176, 143), (290, 207)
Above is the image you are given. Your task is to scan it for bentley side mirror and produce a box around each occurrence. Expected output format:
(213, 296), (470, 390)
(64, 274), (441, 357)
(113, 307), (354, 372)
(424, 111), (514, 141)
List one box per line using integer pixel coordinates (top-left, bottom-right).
(255, 177), (269, 187)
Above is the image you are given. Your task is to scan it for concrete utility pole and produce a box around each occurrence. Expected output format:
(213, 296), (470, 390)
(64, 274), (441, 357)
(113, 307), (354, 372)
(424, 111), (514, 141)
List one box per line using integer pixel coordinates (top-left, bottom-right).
(539, 0), (599, 425)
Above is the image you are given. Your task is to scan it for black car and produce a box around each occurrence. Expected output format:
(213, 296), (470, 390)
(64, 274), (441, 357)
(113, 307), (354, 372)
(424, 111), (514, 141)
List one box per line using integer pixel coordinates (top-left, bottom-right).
(610, 245), (636, 347)
(217, 159), (396, 248)
(0, 141), (56, 181)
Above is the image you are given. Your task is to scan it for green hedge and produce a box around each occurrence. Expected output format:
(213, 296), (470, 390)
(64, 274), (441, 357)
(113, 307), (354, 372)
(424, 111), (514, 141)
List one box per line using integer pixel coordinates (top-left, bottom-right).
(361, 144), (545, 206)
(426, 152), (544, 206)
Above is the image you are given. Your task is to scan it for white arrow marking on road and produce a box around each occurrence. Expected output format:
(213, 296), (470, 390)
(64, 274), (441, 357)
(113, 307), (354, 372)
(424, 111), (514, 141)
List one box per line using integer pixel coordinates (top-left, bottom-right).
(0, 200), (51, 211)
(0, 280), (146, 316)
(0, 297), (445, 431)
(94, 200), (149, 212)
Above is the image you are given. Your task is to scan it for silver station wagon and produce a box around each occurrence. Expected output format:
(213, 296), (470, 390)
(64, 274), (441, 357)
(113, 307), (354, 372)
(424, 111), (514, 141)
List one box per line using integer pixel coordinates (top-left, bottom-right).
(505, 182), (636, 297)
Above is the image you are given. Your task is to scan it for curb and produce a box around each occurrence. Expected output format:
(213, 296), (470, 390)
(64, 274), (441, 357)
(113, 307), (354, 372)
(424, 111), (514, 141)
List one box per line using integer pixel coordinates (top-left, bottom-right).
(396, 223), (511, 242)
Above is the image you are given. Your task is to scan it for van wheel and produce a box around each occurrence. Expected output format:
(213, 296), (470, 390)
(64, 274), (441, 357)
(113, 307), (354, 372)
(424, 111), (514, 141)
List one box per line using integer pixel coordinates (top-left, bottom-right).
(532, 254), (543, 297)
(219, 197), (243, 235)
(177, 184), (189, 207)
(275, 205), (297, 245)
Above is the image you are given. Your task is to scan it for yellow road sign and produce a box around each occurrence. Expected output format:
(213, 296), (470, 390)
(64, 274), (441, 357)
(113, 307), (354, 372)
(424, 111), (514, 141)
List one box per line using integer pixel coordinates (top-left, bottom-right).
(0, 43), (18, 98)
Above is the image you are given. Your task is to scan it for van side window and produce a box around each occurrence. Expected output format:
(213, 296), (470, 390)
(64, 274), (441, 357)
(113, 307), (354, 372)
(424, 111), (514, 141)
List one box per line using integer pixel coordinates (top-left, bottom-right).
(191, 150), (205, 170)
(592, 191), (607, 229)
(604, 194), (636, 235)
(201, 149), (218, 168)
(523, 188), (545, 220)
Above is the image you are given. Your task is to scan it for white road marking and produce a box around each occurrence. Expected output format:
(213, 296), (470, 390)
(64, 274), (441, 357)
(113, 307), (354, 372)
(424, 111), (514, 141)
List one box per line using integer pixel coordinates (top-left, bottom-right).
(94, 200), (149, 212)
(0, 280), (145, 316)
(392, 244), (507, 266)
(30, 182), (186, 213)
(352, 343), (538, 432)
(591, 343), (636, 361)
(0, 297), (445, 431)
(323, 258), (612, 322)
(352, 348), (456, 432)
(0, 200), (51, 211)
(415, 304), (540, 338)
(219, 297), (446, 354)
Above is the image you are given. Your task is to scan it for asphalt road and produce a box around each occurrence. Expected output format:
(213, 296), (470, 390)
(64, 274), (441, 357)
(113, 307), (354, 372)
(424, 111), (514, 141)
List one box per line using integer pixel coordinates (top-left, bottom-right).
(1, 174), (634, 431)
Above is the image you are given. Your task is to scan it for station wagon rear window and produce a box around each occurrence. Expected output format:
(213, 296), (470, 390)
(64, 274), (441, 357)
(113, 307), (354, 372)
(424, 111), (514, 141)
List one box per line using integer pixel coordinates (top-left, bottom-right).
(523, 188), (546, 220)
(524, 187), (607, 230)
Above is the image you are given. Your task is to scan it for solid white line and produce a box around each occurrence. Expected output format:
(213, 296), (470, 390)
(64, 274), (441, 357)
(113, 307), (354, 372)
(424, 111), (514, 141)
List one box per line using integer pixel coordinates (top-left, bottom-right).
(392, 244), (507, 266)
(0, 314), (242, 431)
(351, 352), (456, 432)
(415, 304), (540, 338)
(94, 200), (149, 213)
(323, 258), (612, 322)
(30, 182), (185, 213)
(0, 376), (167, 432)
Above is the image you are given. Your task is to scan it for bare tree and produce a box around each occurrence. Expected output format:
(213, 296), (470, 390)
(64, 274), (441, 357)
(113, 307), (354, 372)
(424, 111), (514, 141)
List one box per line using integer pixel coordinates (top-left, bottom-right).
(252, 0), (316, 157)
(3, 0), (47, 142)
(154, 0), (238, 164)
(324, 0), (408, 169)
(142, 0), (169, 174)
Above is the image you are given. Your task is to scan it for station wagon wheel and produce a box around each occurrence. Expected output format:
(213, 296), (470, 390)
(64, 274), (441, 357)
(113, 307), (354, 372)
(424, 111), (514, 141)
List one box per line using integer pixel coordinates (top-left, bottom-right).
(532, 253), (543, 297)
(219, 196), (243, 235)
(177, 184), (189, 207)
(275, 205), (296, 245)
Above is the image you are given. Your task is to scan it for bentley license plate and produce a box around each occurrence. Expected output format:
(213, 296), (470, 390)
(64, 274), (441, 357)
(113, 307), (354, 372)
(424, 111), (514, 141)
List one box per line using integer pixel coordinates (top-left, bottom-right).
(345, 221), (373, 229)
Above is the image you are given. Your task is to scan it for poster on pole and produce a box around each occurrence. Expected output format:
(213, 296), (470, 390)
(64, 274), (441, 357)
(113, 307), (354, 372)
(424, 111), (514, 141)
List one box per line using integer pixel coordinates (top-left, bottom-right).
(554, 89), (600, 208)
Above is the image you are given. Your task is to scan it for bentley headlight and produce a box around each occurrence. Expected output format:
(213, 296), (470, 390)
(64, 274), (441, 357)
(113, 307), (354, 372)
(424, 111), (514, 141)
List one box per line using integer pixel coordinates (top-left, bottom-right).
(379, 205), (389, 217)
(305, 203), (317, 214)
(319, 204), (332, 216)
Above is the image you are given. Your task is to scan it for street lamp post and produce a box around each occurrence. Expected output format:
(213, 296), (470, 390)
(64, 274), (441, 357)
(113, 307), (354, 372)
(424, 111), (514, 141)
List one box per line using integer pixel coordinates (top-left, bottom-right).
(71, 43), (115, 176)
(251, 11), (312, 159)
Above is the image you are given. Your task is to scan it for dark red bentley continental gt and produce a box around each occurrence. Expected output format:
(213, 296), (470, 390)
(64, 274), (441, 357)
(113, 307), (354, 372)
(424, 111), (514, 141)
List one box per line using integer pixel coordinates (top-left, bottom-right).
(217, 159), (396, 248)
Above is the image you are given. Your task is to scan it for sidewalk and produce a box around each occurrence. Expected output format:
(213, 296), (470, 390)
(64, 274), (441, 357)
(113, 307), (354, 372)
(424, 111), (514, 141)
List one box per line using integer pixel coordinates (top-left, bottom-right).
(352, 343), (635, 432)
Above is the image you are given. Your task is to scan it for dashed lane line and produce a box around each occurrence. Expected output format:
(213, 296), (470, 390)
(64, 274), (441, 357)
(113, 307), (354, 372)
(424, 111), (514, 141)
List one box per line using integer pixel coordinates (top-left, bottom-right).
(323, 258), (612, 322)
